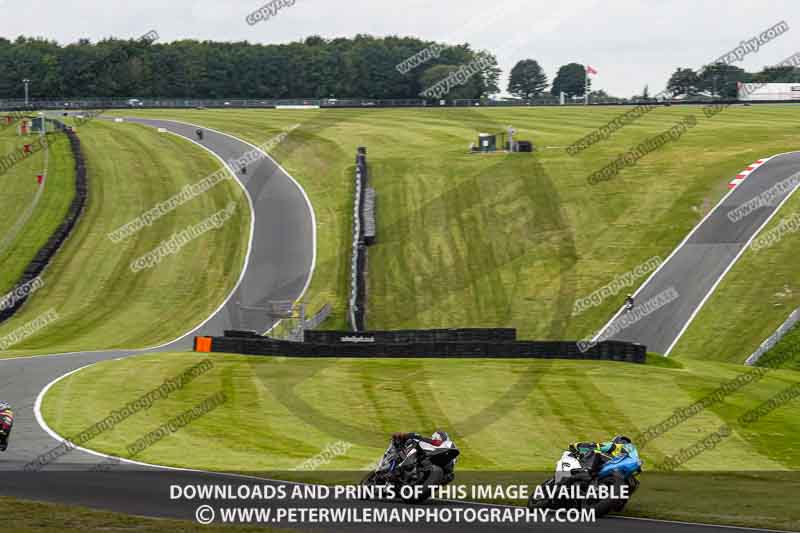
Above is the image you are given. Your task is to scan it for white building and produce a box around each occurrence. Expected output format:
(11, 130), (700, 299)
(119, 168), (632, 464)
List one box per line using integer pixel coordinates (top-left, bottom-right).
(738, 82), (800, 101)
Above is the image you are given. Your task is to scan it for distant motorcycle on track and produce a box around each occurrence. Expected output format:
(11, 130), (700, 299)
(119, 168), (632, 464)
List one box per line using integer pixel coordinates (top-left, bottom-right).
(624, 294), (635, 313)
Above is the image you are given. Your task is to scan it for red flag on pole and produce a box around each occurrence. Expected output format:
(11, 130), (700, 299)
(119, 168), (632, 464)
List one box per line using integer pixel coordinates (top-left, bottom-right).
(37, 175), (43, 185)
(586, 65), (598, 75)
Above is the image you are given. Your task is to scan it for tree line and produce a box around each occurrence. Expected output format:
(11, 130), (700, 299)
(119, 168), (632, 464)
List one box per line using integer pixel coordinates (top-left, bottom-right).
(505, 59), (800, 100)
(2, 33), (798, 101)
(0, 35), (499, 100)
(664, 62), (800, 98)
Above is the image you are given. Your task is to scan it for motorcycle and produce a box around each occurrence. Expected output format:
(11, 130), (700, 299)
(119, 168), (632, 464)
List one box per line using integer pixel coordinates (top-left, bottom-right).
(624, 298), (635, 313)
(0, 403), (14, 452)
(528, 437), (642, 518)
(361, 432), (460, 503)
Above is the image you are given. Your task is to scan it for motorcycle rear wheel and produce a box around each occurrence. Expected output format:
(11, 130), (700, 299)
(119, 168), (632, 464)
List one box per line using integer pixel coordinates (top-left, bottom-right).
(528, 478), (556, 511)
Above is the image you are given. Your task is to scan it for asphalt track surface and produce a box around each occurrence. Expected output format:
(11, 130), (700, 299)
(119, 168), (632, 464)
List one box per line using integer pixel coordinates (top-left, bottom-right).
(597, 151), (800, 355)
(0, 119), (790, 532)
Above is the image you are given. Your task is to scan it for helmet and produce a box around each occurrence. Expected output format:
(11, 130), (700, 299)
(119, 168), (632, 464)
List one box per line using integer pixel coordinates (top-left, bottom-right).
(612, 435), (632, 445)
(431, 431), (449, 446)
(0, 401), (10, 411)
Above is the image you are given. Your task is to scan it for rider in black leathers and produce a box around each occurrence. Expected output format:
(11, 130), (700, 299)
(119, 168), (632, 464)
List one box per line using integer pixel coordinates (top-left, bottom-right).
(624, 294), (635, 313)
(392, 430), (449, 449)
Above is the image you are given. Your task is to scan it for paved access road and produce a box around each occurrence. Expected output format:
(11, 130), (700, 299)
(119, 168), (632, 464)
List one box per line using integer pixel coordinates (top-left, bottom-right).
(0, 119), (787, 532)
(597, 152), (800, 355)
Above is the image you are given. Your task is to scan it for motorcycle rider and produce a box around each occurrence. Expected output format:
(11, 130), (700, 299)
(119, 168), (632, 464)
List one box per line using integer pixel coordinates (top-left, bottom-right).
(0, 401), (14, 452)
(392, 430), (450, 449)
(390, 430), (458, 486)
(572, 435), (633, 474)
(624, 294), (635, 313)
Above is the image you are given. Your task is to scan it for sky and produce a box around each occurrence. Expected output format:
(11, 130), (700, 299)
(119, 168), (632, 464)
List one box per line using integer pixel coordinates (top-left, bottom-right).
(1, 0), (799, 98)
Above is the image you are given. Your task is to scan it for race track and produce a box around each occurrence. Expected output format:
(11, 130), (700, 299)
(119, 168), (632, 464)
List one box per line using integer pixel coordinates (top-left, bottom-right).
(597, 152), (800, 355)
(0, 119), (791, 532)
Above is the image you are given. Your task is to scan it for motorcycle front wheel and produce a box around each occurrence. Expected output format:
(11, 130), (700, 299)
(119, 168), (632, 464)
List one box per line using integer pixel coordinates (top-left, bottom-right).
(400, 465), (444, 503)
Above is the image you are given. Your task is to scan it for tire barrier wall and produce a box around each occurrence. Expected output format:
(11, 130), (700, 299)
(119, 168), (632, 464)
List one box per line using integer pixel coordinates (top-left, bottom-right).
(363, 187), (377, 245)
(305, 328), (517, 344)
(348, 147), (371, 331)
(195, 335), (646, 363)
(0, 121), (87, 324)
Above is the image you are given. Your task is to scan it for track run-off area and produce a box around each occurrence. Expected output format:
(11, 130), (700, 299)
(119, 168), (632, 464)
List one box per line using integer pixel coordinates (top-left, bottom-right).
(0, 116), (797, 532)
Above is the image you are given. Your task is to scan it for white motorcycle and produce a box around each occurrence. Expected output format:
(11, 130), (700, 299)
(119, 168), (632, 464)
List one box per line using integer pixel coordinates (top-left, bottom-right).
(529, 438), (642, 518)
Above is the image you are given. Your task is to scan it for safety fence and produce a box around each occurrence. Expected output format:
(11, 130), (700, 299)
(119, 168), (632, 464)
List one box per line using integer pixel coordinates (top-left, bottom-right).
(286, 304), (333, 342)
(746, 306), (800, 365)
(0, 121), (88, 323)
(194, 333), (646, 363)
(3, 97), (612, 109)
(348, 147), (375, 331)
(6, 97), (800, 112)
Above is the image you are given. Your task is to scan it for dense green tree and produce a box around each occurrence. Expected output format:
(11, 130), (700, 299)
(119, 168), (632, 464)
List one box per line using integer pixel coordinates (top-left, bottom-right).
(419, 64), (483, 99)
(751, 65), (800, 83)
(474, 50), (501, 96)
(666, 67), (702, 96)
(662, 64), (799, 99)
(699, 63), (748, 98)
(551, 63), (587, 98)
(0, 34), (500, 100)
(507, 59), (547, 99)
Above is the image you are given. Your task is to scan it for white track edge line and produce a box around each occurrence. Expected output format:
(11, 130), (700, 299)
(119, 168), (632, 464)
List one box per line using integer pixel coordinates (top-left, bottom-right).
(593, 152), (798, 356)
(24, 120), (790, 533)
(663, 156), (800, 356)
(158, 118), (318, 325)
(593, 155), (775, 345)
(32, 367), (780, 533)
(0, 120), (274, 362)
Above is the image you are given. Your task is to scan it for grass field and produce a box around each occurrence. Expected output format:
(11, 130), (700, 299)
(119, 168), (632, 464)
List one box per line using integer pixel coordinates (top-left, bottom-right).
(0, 119), (250, 357)
(43, 352), (800, 472)
(42, 351), (800, 529)
(111, 106), (800, 360)
(671, 178), (800, 365)
(0, 497), (295, 533)
(29, 106), (800, 528)
(0, 126), (75, 297)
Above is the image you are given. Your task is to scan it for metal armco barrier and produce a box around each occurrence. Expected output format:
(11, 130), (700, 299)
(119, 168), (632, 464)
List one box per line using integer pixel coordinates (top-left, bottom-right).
(0, 121), (87, 324)
(194, 334), (646, 363)
(746, 306), (800, 365)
